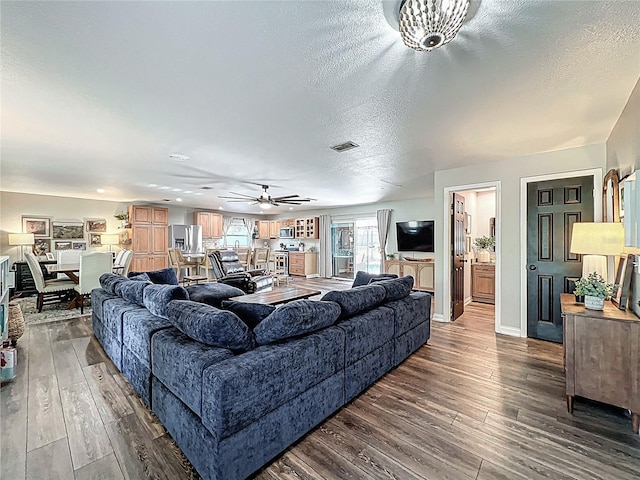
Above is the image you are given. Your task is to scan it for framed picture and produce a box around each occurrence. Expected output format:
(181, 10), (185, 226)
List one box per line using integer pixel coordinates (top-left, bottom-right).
(45, 252), (55, 261)
(52, 222), (84, 239)
(612, 254), (634, 310)
(54, 241), (72, 250)
(85, 219), (107, 233)
(22, 216), (50, 238)
(89, 233), (102, 247)
(619, 178), (627, 220)
(32, 238), (51, 256)
(72, 242), (86, 250)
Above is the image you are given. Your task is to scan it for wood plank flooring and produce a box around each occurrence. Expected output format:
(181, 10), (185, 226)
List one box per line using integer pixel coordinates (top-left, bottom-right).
(2, 279), (639, 479)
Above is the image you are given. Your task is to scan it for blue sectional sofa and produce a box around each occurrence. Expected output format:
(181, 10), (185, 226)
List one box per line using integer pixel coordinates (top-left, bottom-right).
(91, 273), (431, 480)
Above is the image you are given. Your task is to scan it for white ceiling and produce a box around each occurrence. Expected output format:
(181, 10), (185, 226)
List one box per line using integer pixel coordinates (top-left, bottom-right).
(1, 1), (639, 213)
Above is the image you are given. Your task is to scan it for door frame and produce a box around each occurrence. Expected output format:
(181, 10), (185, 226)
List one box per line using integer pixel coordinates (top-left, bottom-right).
(442, 181), (501, 334)
(519, 168), (603, 337)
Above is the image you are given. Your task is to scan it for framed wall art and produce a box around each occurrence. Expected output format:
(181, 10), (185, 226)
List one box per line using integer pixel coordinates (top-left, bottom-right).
(32, 238), (51, 256)
(85, 219), (107, 233)
(612, 253), (634, 310)
(22, 216), (50, 238)
(89, 233), (102, 247)
(72, 242), (86, 250)
(55, 241), (72, 250)
(52, 221), (84, 239)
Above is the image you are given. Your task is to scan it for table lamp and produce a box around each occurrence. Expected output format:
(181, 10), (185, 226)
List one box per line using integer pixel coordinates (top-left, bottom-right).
(569, 222), (624, 281)
(8, 233), (35, 262)
(101, 234), (120, 252)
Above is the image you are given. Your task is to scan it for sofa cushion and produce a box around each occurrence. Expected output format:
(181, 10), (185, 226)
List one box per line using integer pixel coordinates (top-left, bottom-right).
(185, 283), (244, 308)
(386, 291), (432, 337)
(142, 284), (189, 319)
(254, 300), (341, 345)
(129, 272), (151, 282)
(167, 300), (256, 352)
(121, 309), (173, 368)
(129, 267), (179, 285)
(321, 284), (386, 318)
(370, 275), (414, 301)
(352, 271), (397, 287)
(115, 279), (149, 306)
(220, 300), (276, 329)
(99, 273), (129, 295)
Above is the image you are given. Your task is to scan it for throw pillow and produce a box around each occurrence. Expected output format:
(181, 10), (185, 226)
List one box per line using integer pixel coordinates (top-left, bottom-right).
(351, 271), (398, 287)
(369, 275), (414, 301)
(143, 284), (189, 319)
(99, 273), (129, 295)
(186, 283), (245, 308)
(167, 300), (255, 352)
(220, 300), (276, 329)
(116, 280), (150, 306)
(129, 272), (151, 282)
(128, 267), (179, 285)
(321, 284), (386, 318)
(254, 300), (340, 345)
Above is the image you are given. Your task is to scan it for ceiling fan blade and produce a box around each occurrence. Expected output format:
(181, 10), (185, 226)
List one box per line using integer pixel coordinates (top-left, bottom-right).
(218, 193), (257, 199)
(224, 200), (257, 203)
(272, 194), (300, 201)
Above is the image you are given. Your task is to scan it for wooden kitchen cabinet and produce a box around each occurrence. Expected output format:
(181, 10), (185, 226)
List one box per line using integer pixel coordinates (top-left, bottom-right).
(288, 252), (318, 277)
(294, 217), (319, 239)
(384, 260), (434, 292)
(194, 212), (222, 239)
(561, 294), (639, 434)
(257, 221), (270, 239)
(472, 263), (495, 304)
(269, 220), (278, 238)
(130, 205), (168, 270)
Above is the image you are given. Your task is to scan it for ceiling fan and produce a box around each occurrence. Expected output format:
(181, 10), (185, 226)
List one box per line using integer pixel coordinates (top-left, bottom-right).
(218, 185), (315, 210)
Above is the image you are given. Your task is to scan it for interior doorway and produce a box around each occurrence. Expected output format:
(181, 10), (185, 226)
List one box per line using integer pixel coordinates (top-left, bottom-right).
(331, 217), (380, 279)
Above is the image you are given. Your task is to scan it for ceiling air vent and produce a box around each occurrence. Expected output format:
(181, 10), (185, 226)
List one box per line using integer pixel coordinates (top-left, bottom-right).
(200, 186), (213, 190)
(330, 141), (359, 153)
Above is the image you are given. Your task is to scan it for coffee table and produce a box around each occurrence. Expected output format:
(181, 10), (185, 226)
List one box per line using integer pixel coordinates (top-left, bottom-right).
(229, 285), (321, 305)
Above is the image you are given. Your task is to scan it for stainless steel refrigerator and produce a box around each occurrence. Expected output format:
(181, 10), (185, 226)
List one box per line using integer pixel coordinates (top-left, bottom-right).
(168, 225), (203, 254)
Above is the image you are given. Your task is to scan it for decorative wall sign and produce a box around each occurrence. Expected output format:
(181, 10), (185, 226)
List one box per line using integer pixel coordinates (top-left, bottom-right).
(85, 219), (107, 233)
(52, 222), (84, 239)
(22, 216), (50, 238)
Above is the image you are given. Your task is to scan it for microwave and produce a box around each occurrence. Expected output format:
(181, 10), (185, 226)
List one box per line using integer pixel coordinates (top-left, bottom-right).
(279, 226), (294, 238)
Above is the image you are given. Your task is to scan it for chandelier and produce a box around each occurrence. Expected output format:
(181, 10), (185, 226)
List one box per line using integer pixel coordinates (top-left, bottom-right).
(398, 0), (470, 51)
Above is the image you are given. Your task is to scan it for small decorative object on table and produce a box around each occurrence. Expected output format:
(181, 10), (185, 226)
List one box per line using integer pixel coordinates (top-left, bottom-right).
(473, 235), (495, 263)
(573, 272), (614, 311)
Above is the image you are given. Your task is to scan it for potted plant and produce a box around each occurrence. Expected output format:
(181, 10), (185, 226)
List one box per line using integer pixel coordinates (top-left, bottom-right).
(473, 235), (495, 263)
(573, 272), (614, 310)
(114, 212), (129, 227)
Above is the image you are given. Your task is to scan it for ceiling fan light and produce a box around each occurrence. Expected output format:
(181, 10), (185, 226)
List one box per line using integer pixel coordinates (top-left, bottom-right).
(259, 202), (272, 210)
(398, 0), (470, 51)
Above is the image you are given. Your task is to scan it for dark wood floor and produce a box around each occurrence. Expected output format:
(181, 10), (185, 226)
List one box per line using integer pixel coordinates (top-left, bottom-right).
(2, 279), (639, 479)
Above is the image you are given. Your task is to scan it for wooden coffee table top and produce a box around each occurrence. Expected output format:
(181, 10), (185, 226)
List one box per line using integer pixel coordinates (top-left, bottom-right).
(230, 285), (322, 305)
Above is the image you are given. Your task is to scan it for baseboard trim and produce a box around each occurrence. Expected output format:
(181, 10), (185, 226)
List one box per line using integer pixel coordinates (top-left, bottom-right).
(464, 296), (473, 306)
(497, 326), (522, 337)
(432, 313), (447, 323)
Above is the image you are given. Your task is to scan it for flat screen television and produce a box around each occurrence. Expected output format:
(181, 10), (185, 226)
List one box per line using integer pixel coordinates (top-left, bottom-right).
(396, 220), (434, 252)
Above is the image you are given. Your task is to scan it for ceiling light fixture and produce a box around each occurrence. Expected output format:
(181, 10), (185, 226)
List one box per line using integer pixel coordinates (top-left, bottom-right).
(259, 202), (272, 210)
(398, 0), (470, 51)
(176, 198), (182, 202)
(169, 154), (190, 161)
(96, 188), (105, 193)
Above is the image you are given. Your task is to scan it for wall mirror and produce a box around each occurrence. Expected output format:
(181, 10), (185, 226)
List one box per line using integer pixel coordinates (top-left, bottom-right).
(603, 169), (620, 222)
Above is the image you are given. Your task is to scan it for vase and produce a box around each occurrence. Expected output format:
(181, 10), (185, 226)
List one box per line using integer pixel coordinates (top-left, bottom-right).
(477, 249), (490, 263)
(584, 295), (604, 310)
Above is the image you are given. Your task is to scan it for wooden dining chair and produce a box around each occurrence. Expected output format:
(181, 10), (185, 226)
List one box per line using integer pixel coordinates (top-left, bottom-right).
(253, 247), (270, 270)
(74, 252), (113, 313)
(25, 252), (76, 312)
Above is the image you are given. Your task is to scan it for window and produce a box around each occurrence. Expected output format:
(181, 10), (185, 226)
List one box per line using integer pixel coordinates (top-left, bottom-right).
(224, 218), (250, 247)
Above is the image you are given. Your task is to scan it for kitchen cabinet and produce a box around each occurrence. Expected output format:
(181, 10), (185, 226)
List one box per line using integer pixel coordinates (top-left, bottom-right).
(384, 260), (434, 292)
(289, 252), (318, 277)
(269, 221), (278, 239)
(472, 263), (495, 304)
(257, 221), (270, 239)
(561, 294), (639, 434)
(130, 205), (168, 270)
(194, 212), (222, 239)
(295, 217), (319, 239)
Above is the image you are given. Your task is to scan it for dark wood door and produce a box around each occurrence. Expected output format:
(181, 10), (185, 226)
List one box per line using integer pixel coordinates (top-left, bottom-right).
(527, 176), (594, 342)
(451, 193), (465, 320)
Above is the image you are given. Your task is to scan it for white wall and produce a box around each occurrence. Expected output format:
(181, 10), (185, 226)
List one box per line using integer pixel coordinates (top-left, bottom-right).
(434, 143), (606, 333)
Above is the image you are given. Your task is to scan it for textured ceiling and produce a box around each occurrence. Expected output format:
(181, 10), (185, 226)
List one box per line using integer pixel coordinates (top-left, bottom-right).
(1, 1), (639, 213)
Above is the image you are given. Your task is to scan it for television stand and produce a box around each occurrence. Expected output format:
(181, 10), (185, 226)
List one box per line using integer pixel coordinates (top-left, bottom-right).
(384, 259), (434, 292)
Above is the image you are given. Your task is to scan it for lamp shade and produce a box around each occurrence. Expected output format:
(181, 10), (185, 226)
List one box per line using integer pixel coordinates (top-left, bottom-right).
(570, 222), (624, 255)
(100, 234), (120, 246)
(8, 233), (35, 246)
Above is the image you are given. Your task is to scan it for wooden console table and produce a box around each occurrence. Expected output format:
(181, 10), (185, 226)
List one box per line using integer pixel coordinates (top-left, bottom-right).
(560, 293), (639, 433)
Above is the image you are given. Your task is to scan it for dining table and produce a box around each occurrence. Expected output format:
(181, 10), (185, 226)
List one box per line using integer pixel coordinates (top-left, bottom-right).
(46, 263), (80, 283)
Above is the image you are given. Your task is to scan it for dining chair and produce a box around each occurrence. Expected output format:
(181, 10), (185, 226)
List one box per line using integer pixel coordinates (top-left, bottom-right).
(74, 252), (113, 313)
(168, 248), (200, 281)
(56, 250), (81, 279)
(113, 249), (133, 276)
(252, 247), (270, 270)
(25, 252), (77, 312)
(272, 252), (289, 286)
(234, 247), (251, 270)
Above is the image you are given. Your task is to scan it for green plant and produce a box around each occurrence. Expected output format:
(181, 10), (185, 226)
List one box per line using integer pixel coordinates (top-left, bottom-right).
(386, 253), (396, 259)
(573, 272), (614, 299)
(473, 235), (495, 250)
(114, 212), (129, 221)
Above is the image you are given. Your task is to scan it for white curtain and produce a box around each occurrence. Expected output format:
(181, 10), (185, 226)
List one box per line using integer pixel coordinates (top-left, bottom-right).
(319, 214), (333, 277)
(377, 209), (392, 272)
(242, 217), (255, 245)
(222, 216), (234, 247)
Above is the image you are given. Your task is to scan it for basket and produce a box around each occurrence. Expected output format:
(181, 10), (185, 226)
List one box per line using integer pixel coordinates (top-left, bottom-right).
(8, 303), (25, 345)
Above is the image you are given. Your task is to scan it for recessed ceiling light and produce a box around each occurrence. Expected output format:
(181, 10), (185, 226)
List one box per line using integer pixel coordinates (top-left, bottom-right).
(194, 192), (203, 196)
(176, 198), (183, 202)
(148, 183), (158, 188)
(169, 154), (190, 161)
(184, 190), (193, 194)
(159, 186), (170, 190)
(172, 188), (182, 192)
(96, 188), (105, 193)
(289, 207), (293, 210)
(218, 207), (224, 210)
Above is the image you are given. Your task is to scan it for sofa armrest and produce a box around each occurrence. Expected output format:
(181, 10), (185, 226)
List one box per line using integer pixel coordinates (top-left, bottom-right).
(247, 269), (267, 277)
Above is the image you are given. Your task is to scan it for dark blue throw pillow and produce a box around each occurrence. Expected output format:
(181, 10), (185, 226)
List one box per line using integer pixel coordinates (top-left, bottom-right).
(167, 300), (255, 352)
(254, 300), (341, 345)
(143, 284), (189, 319)
(128, 267), (179, 285)
(116, 280), (150, 306)
(351, 271), (398, 288)
(370, 275), (414, 301)
(220, 300), (276, 329)
(186, 283), (245, 308)
(321, 284), (386, 318)
(99, 273), (128, 295)
(129, 272), (151, 282)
